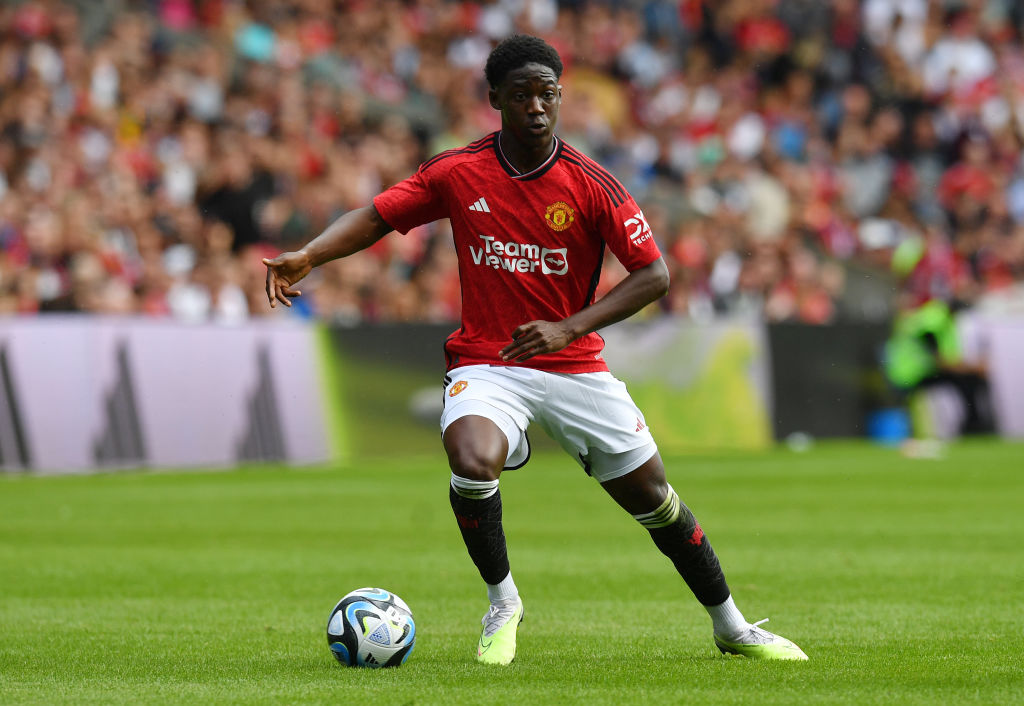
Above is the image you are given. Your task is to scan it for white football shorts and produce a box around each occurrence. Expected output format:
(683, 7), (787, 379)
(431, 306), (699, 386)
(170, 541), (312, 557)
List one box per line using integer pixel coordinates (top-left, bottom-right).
(440, 364), (657, 482)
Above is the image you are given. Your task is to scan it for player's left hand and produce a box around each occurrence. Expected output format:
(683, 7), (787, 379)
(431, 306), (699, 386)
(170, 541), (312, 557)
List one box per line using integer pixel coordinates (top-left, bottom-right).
(500, 320), (576, 362)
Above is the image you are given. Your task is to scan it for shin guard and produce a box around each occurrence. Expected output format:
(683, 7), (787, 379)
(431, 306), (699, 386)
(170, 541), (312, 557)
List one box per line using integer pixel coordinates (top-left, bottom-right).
(634, 486), (730, 606)
(449, 475), (510, 586)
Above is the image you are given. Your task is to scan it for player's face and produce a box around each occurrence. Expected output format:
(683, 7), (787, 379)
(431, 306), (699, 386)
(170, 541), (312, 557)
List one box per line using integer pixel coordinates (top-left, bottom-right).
(489, 62), (561, 149)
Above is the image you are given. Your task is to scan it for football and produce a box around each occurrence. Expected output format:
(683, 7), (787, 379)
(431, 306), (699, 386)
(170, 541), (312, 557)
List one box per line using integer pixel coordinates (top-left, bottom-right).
(326, 587), (416, 668)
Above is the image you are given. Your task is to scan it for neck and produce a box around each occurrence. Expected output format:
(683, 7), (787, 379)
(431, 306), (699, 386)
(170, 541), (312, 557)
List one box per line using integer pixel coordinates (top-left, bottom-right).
(498, 131), (555, 175)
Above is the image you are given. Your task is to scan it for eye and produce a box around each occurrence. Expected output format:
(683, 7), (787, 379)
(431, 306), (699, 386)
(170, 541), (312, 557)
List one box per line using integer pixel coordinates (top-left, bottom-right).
(514, 92), (526, 101)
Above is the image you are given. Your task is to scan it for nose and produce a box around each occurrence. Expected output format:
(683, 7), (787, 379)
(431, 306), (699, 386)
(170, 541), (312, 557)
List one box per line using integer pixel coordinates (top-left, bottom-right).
(526, 96), (544, 114)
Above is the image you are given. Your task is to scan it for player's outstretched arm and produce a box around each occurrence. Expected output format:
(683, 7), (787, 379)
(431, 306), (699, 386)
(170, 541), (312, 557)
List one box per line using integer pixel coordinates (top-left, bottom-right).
(501, 256), (670, 362)
(263, 204), (393, 308)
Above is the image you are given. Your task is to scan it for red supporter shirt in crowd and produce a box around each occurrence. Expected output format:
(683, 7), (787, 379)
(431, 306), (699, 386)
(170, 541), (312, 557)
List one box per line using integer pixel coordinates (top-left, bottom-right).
(373, 132), (662, 373)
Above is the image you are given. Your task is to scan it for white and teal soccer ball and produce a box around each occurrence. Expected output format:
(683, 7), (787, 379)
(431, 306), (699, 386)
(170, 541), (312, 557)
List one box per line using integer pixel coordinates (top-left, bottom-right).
(326, 588), (416, 668)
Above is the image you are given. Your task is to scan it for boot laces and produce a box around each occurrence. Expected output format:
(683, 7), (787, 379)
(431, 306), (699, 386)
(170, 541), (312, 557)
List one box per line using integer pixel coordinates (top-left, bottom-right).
(740, 618), (779, 645)
(481, 600), (518, 638)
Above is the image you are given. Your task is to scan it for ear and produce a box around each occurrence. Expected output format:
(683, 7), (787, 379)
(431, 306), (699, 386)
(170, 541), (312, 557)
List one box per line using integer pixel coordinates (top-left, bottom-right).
(488, 87), (501, 111)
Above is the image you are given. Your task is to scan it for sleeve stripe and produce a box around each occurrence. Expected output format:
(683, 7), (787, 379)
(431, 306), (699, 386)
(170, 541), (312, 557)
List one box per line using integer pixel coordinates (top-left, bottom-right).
(419, 136), (496, 172)
(468, 133), (495, 148)
(561, 155), (624, 207)
(562, 145), (628, 203)
(565, 143), (626, 196)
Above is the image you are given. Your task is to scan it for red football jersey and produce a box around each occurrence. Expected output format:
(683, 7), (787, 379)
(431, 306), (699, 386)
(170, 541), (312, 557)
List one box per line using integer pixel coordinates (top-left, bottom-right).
(373, 132), (662, 373)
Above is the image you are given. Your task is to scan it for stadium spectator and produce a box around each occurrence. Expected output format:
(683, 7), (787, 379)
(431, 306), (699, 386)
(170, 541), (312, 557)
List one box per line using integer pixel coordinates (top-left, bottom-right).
(0, 0), (1022, 324)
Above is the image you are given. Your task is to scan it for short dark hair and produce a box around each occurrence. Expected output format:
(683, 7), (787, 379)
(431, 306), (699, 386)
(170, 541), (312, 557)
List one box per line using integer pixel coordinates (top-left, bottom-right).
(484, 35), (563, 88)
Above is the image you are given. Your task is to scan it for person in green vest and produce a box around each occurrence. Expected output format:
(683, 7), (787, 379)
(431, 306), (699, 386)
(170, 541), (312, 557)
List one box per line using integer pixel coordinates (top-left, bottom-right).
(884, 299), (992, 435)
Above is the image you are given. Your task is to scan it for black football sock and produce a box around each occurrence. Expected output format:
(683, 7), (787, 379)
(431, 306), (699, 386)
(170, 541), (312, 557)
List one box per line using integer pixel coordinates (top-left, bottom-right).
(633, 485), (731, 606)
(449, 476), (510, 586)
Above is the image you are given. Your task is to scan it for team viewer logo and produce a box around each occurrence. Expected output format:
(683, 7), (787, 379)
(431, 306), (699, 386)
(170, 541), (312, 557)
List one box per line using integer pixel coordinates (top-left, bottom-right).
(540, 248), (568, 275)
(448, 381), (468, 397)
(469, 235), (569, 276)
(544, 201), (575, 231)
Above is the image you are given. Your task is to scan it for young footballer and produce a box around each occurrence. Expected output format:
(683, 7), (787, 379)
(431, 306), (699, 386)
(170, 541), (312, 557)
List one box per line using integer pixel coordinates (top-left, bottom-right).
(264, 35), (807, 665)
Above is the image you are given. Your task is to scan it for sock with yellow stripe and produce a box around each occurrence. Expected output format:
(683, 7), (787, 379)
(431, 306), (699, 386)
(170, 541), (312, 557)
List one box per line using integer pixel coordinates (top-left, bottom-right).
(633, 485), (730, 607)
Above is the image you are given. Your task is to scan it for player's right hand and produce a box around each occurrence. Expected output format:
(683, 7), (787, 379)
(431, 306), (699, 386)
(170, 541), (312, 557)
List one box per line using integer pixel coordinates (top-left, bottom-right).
(263, 251), (312, 308)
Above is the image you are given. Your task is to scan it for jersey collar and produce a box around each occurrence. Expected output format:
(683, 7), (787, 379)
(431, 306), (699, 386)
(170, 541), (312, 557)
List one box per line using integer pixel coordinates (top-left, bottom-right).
(494, 132), (562, 181)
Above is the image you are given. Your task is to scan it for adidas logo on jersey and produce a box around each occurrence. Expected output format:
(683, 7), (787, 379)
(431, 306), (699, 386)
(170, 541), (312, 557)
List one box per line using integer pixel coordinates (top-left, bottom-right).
(468, 197), (490, 213)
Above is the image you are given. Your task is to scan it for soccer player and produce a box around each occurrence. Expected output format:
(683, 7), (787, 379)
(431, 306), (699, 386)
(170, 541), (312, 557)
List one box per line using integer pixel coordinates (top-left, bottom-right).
(264, 35), (807, 665)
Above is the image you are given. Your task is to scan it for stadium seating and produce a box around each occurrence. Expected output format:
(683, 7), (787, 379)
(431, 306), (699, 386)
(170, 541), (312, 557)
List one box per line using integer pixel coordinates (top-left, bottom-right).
(0, 0), (1021, 324)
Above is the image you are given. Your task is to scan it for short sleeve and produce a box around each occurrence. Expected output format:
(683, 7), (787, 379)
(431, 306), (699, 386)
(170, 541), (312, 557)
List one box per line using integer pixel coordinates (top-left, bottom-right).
(372, 166), (449, 235)
(596, 192), (662, 271)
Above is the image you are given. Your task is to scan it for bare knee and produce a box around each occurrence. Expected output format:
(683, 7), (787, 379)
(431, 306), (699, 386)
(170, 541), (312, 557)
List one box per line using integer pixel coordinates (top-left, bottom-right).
(601, 452), (670, 515)
(614, 476), (669, 514)
(446, 445), (502, 482)
(443, 415), (507, 482)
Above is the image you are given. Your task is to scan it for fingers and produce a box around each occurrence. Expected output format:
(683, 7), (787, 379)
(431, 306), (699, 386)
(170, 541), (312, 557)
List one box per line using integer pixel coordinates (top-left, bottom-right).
(500, 325), (540, 362)
(265, 271), (292, 308)
(500, 343), (528, 362)
(263, 257), (301, 309)
(500, 344), (535, 362)
(274, 281), (295, 307)
(500, 321), (575, 361)
(264, 261), (276, 308)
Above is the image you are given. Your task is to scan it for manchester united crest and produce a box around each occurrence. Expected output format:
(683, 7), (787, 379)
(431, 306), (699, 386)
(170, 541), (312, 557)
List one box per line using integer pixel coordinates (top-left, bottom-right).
(544, 201), (575, 231)
(448, 381), (468, 397)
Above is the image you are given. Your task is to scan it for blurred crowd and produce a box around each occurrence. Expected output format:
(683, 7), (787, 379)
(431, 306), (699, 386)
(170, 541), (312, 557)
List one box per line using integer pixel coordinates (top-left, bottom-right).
(2, 0), (1024, 324)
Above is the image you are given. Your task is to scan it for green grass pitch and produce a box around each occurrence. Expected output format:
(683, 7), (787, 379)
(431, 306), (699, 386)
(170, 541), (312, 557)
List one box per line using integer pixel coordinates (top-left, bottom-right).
(1, 440), (1022, 705)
